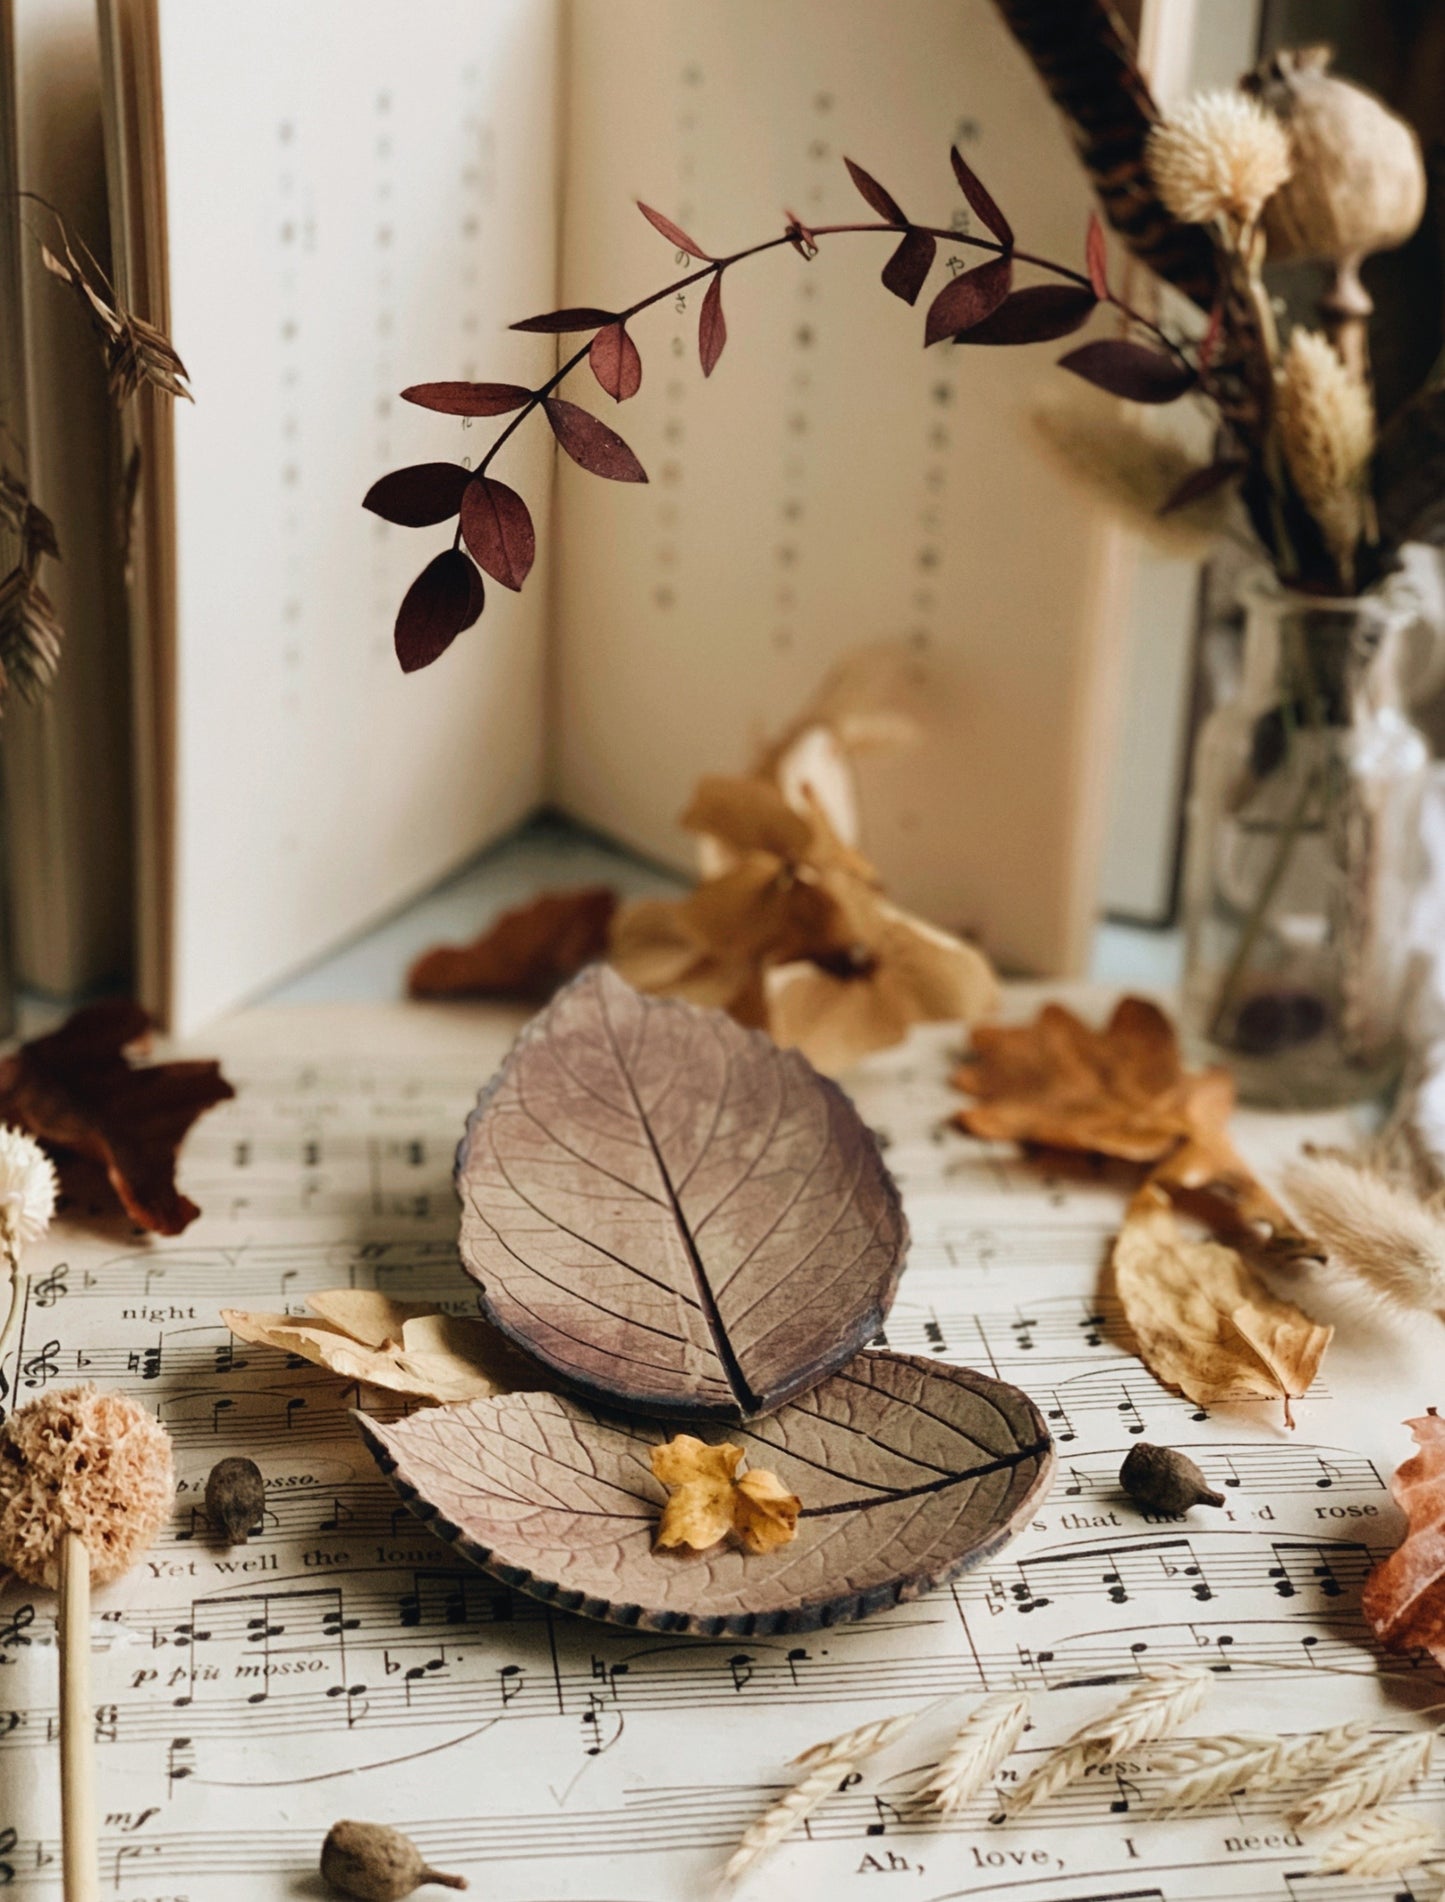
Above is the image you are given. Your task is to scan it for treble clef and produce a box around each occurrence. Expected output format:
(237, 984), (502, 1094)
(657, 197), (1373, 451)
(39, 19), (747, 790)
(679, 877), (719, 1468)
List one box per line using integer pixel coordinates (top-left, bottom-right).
(0, 1605), (33, 1655)
(31, 1264), (68, 1308)
(0, 1823), (15, 1884)
(21, 1344), (58, 1390)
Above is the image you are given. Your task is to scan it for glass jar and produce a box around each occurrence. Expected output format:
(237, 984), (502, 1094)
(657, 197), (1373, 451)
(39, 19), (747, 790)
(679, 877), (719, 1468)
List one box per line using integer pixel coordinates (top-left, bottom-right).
(1180, 573), (1430, 1108)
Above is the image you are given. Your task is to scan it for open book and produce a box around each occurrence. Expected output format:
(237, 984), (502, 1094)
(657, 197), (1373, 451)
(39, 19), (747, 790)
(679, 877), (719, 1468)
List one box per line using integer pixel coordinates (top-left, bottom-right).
(97, 0), (1169, 1033)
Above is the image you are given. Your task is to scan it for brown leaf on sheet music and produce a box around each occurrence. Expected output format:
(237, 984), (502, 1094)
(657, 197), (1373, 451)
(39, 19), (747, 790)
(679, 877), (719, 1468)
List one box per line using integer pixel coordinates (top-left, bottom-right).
(542, 397), (648, 482)
(407, 886), (617, 1002)
(0, 1001), (233, 1235)
(222, 1290), (548, 1405)
(588, 322), (643, 403)
(698, 275), (727, 377)
(454, 965), (907, 1420)
(637, 202), (712, 260)
(459, 477), (536, 590)
(1362, 1411), (1445, 1671)
(393, 549), (485, 673)
(359, 1351), (1053, 1635)
(362, 463), (473, 528)
(400, 380), (532, 416)
(952, 996), (1315, 1257)
(924, 255), (1014, 346)
(1111, 1183), (1331, 1428)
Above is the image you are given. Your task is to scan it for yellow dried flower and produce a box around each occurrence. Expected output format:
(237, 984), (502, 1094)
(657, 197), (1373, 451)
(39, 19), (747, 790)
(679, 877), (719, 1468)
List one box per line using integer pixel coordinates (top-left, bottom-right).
(1276, 328), (1374, 583)
(650, 1433), (801, 1555)
(1147, 90), (1292, 230)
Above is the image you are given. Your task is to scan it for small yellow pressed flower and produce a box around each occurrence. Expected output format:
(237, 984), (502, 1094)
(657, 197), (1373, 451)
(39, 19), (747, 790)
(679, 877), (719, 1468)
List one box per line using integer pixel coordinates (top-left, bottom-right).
(1147, 89), (1292, 231)
(650, 1433), (801, 1554)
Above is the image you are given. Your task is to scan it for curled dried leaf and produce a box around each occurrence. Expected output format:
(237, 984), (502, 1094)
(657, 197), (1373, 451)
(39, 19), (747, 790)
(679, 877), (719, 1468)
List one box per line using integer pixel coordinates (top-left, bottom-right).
(1362, 1412), (1445, 1671)
(650, 1433), (801, 1555)
(407, 887), (617, 1002)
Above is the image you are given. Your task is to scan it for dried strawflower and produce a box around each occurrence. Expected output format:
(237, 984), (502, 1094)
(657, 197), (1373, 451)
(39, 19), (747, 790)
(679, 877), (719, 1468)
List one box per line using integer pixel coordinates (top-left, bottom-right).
(1284, 1154), (1445, 1318)
(320, 1820), (466, 1899)
(723, 1713), (917, 1886)
(1313, 1808), (1441, 1879)
(0, 1386), (173, 1587)
(1275, 328), (1374, 585)
(0, 1124), (58, 1261)
(1120, 1442), (1224, 1515)
(651, 1434), (801, 1555)
(916, 1692), (1029, 1815)
(205, 1456), (266, 1546)
(1004, 1665), (1210, 1816)
(1146, 90), (1292, 232)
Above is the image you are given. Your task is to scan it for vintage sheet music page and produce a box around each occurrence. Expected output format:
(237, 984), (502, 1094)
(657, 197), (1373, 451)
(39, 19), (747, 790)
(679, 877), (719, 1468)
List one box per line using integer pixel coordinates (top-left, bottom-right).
(1, 996), (1441, 1899)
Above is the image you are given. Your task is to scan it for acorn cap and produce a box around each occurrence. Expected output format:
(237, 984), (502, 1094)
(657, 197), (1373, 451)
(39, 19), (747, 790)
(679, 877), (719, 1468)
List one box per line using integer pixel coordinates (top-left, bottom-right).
(0, 1386), (173, 1587)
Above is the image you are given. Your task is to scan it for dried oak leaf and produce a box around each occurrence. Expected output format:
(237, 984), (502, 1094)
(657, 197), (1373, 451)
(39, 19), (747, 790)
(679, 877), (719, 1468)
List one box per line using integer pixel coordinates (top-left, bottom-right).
(360, 1349), (1054, 1635)
(1362, 1412), (1445, 1670)
(650, 1433), (801, 1555)
(953, 997), (1315, 1256)
(222, 1290), (545, 1404)
(1112, 1184), (1332, 1428)
(0, 1002), (232, 1234)
(455, 965), (907, 1421)
(407, 888), (617, 1002)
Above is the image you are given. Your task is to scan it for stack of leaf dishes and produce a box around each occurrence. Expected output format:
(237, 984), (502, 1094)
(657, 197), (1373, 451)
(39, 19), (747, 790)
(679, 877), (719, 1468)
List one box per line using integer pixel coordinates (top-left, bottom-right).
(361, 967), (1054, 1635)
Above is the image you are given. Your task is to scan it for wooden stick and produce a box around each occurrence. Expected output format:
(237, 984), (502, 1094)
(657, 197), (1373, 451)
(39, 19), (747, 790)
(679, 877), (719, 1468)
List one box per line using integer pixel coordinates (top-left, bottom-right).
(58, 1531), (98, 1902)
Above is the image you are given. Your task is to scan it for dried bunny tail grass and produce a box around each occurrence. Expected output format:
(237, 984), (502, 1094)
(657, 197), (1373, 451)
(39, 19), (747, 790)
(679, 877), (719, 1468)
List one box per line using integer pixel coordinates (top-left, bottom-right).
(1289, 1730), (1436, 1830)
(1285, 1154), (1445, 1316)
(0, 1386), (173, 1588)
(1314, 1808), (1442, 1878)
(1029, 393), (1233, 559)
(1275, 328), (1375, 584)
(916, 1693), (1029, 1816)
(1147, 89), (1293, 229)
(1148, 1720), (1372, 1815)
(1005, 1667), (1210, 1818)
(723, 1712), (917, 1887)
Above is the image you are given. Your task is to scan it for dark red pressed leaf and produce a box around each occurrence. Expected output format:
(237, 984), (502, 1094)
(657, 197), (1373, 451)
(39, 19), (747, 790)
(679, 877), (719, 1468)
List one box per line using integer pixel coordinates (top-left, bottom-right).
(1059, 338), (1197, 404)
(923, 255), (1013, 346)
(637, 201), (711, 259)
(954, 283), (1097, 346)
(880, 228), (936, 306)
(400, 381), (532, 417)
(543, 397), (648, 482)
(1085, 213), (1109, 301)
(510, 306), (618, 334)
(950, 145), (1013, 249)
(699, 274), (727, 377)
(362, 463), (472, 527)
(588, 322), (643, 402)
(843, 157), (906, 224)
(1159, 457), (1246, 515)
(395, 549), (484, 673)
(459, 477), (536, 590)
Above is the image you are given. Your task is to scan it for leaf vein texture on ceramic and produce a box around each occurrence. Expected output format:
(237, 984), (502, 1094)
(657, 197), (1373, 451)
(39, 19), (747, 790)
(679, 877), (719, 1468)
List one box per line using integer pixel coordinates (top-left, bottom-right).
(359, 1350), (1054, 1635)
(454, 966), (909, 1420)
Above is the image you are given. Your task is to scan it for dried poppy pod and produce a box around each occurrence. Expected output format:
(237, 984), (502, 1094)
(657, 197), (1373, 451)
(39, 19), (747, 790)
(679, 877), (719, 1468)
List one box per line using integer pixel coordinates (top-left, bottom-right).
(1247, 47), (1426, 375)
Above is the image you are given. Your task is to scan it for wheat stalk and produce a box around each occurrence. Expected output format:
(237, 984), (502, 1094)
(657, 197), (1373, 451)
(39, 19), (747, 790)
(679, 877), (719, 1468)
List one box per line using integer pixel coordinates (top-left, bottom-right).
(722, 1712), (917, 1888)
(915, 1693), (1029, 1816)
(1003, 1667), (1210, 1818)
(1146, 1719), (1373, 1814)
(1314, 1808), (1442, 1878)
(1290, 1731), (1436, 1830)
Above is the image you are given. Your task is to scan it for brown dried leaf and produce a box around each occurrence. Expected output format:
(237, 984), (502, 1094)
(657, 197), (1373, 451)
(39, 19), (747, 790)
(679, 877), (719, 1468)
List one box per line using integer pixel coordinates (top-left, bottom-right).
(222, 1290), (545, 1404)
(407, 887), (617, 1001)
(954, 284), (1097, 347)
(394, 550), (484, 674)
(510, 306), (618, 334)
(608, 898), (768, 1026)
(924, 256), (1014, 346)
(543, 397), (648, 482)
(459, 477), (535, 590)
(588, 322), (643, 403)
(636, 202), (712, 260)
(843, 158), (907, 225)
(360, 1350), (1054, 1634)
(650, 1433), (801, 1554)
(455, 965), (907, 1420)
(952, 998), (1312, 1255)
(880, 228), (937, 307)
(1362, 1413), (1445, 1670)
(363, 463), (473, 528)
(699, 274), (727, 378)
(950, 145), (1014, 249)
(400, 381), (532, 416)
(0, 1002), (232, 1234)
(1112, 1184), (1331, 1427)
(1059, 338), (1196, 404)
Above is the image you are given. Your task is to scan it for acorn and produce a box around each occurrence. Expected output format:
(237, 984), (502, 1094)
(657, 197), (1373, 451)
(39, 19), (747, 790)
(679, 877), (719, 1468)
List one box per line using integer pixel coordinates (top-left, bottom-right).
(205, 1455), (266, 1545)
(320, 1820), (467, 1900)
(1245, 46), (1426, 375)
(1120, 1443), (1224, 1515)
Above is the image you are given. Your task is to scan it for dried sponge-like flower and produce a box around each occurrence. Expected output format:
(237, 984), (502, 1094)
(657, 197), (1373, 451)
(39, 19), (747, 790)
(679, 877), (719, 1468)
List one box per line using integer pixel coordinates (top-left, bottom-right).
(0, 1386), (173, 1587)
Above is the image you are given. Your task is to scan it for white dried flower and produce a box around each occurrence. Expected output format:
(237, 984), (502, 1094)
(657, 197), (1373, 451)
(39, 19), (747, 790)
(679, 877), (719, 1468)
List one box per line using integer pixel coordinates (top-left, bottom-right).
(0, 1125), (57, 1250)
(1148, 90), (1293, 230)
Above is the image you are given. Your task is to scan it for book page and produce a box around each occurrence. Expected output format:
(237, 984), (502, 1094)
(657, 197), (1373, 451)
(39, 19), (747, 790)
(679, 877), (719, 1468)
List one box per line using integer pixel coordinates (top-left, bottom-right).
(549, 0), (1138, 976)
(1, 996), (1440, 1899)
(133, 0), (563, 1031)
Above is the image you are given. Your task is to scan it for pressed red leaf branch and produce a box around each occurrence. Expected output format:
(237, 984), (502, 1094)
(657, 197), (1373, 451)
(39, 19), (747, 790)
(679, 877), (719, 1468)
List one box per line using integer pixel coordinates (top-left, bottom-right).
(369, 147), (1202, 671)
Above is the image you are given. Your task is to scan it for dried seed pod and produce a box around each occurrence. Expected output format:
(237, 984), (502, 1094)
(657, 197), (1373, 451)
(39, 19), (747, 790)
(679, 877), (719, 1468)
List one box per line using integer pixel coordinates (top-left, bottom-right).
(1120, 1442), (1224, 1515)
(204, 1456), (265, 1546)
(320, 1820), (467, 1899)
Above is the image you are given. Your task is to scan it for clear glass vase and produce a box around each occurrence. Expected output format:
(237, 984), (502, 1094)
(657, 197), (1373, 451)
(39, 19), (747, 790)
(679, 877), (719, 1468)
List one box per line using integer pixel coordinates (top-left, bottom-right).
(1180, 573), (1430, 1108)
